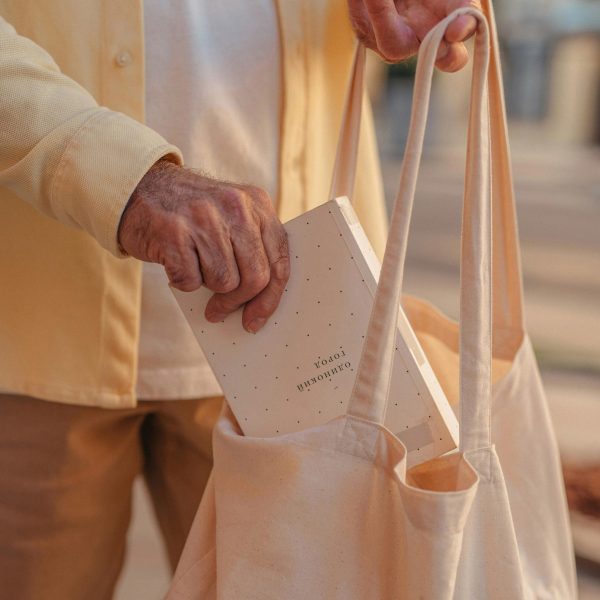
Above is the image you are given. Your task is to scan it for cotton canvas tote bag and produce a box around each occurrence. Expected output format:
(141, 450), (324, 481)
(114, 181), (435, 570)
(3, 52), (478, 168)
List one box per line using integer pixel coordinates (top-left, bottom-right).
(167, 7), (577, 599)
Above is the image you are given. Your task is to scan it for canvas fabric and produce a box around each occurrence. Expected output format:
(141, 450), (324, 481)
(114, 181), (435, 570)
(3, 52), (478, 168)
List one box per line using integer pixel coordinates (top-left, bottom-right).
(168, 6), (577, 599)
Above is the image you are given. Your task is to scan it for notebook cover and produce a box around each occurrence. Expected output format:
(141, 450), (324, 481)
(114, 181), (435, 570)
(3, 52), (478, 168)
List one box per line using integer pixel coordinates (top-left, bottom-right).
(172, 197), (458, 467)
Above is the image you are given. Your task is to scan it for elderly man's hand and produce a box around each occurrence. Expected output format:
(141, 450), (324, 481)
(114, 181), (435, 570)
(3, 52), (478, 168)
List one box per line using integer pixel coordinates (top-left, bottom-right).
(348, 0), (482, 71)
(118, 160), (290, 333)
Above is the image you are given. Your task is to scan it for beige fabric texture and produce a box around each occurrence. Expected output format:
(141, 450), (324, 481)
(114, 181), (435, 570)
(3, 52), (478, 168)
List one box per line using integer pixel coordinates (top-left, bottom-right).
(167, 6), (577, 599)
(0, 0), (388, 409)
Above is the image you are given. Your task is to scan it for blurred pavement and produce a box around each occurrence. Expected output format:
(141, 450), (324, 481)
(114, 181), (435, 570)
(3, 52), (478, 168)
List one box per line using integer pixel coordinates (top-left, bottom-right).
(115, 479), (171, 599)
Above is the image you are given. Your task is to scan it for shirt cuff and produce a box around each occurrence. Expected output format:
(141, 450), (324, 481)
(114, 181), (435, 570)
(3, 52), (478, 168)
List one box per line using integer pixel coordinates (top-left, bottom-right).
(51, 108), (183, 257)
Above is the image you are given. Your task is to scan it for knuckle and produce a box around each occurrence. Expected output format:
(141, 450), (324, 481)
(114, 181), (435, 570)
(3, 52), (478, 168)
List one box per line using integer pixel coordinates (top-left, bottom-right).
(229, 223), (259, 251)
(221, 190), (253, 225)
(247, 185), (269, 202)
(244, 265), (270, 294)
(222, 185), (247, 203)
(221, 187), (248, 210)
(271, 255), (291, 282)
(162, 239), (201, 292)
(209, 263), (239, 293)
(247, 185), (273, 211)
(165, 265), (200, 292)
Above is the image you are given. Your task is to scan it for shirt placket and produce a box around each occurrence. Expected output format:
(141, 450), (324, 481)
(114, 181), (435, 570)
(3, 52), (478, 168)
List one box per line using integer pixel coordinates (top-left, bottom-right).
(101, 0), (145, 120)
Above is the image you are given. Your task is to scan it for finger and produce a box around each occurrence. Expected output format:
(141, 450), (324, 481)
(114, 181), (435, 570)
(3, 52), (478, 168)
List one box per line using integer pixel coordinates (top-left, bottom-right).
(241, 219), (290, 333)
(347, 0), (378, 51)
(204, 223), (271, 323)
(435, 41), (469, 73)
(363, 0), (418, 61)
(162, 244), (203, 292)
(445, 0), (482, 44)
(193, 227), (240, 294)
(445, 15), (477, 43)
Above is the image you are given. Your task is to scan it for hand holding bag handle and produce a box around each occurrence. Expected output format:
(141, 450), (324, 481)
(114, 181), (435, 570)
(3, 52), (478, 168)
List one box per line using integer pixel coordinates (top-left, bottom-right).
(347, 8), (493, 454)
(330, 0), (524, 341)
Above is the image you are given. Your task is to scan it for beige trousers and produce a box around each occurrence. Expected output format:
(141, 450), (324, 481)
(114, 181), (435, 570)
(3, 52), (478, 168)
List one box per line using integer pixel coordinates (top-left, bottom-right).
(0, 392), (224, 600)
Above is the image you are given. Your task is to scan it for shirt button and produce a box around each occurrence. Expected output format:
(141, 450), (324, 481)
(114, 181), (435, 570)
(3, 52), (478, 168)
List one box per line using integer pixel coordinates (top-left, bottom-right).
(114, 51), (133, 67)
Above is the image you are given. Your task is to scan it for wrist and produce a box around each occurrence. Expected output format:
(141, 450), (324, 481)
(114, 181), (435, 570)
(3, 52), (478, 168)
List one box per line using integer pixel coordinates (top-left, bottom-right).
(117, 158), (178, 255)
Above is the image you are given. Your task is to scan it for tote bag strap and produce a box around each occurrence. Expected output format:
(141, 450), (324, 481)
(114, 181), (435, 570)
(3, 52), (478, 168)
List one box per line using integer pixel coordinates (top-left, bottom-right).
(481, 0), (525, 336)
(329, 43), (366, 200)
(347, 8), (494, 454)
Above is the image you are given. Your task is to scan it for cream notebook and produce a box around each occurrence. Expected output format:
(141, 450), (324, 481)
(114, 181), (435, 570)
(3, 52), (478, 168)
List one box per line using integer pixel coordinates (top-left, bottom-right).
(172, 196), (458, 467)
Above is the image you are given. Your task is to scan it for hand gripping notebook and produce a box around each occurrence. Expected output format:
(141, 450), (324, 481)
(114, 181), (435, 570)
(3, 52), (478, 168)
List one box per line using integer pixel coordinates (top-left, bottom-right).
(172, 48), (458, 468)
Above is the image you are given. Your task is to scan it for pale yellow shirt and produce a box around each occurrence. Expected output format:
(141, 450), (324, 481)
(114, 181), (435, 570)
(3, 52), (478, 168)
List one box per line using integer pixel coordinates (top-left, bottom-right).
(137, 1), (281, 399)
(0, 0), (387, 409)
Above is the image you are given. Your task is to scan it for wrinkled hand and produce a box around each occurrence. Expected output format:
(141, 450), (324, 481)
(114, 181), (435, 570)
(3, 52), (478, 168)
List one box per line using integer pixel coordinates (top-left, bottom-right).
(118, 160), (290, 333)
(348, 0), (482, 71)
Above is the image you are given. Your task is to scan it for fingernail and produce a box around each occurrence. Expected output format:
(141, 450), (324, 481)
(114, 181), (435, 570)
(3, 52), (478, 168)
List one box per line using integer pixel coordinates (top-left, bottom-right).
(247, 317), (266, 333)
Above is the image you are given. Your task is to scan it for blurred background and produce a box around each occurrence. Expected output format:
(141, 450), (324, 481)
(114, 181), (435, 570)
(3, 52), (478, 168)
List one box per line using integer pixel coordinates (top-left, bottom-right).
(115, 1), (600, 597)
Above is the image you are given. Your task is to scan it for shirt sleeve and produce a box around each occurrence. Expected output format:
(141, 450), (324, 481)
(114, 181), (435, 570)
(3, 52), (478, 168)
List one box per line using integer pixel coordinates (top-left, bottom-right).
(0, 16), (183, 257)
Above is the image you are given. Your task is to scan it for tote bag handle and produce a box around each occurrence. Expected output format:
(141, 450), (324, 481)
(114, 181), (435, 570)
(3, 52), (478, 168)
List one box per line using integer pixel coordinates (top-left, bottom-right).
(329, 44), (366, 201)
(329, 0), (524, 338)
(347, 8), (493, 453)
(480, 0), (524, 337)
